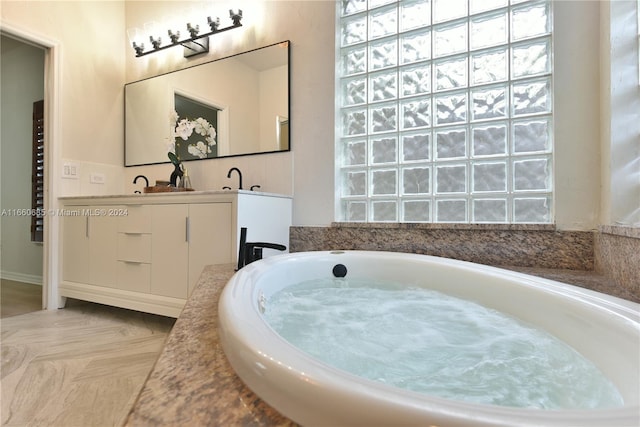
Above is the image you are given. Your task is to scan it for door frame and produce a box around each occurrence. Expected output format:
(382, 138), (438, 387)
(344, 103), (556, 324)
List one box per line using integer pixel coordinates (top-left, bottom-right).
(1, 20), (63, 310)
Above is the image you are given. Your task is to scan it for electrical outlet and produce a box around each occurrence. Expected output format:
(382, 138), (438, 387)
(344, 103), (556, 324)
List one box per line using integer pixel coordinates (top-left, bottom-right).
(90, 173), (106, 184)
(62, 162), (79, 179)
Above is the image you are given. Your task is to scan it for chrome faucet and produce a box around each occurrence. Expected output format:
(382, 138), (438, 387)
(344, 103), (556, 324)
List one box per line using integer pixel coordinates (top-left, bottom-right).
(227, 167), (243, 190)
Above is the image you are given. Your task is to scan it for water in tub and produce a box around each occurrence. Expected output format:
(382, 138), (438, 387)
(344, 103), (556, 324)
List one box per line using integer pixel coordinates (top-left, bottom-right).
(263, 278), (624, 410)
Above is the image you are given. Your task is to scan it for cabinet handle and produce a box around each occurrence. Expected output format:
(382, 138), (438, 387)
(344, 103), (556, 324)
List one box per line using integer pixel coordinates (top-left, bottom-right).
(185, 217), (190, 242)
(85, 216), (89, 238)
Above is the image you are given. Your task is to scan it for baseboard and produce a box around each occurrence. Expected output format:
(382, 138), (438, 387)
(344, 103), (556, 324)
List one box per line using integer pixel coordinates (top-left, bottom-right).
(0, 271), (43, 285)
(59, 281), (184, 318)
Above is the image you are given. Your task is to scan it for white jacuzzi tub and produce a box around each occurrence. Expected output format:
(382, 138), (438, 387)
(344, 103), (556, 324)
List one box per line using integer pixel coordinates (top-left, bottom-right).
(218, 251), (640, 427)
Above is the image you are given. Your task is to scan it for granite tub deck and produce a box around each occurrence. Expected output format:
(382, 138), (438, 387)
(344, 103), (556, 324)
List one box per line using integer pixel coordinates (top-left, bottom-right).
(125, 260), (636, 427)
(123, 264), (297, 427)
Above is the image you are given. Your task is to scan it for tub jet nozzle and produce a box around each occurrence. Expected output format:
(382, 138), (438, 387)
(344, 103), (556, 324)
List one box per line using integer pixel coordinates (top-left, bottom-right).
(333, 264), (347, 278)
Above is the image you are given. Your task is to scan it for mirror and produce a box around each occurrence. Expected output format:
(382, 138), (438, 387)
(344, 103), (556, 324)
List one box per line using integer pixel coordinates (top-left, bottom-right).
(125, 41), (290, 166)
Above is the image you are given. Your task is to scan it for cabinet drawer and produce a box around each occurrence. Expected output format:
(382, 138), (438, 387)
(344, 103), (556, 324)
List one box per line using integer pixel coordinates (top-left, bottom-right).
(116, 261), (150, 293)
(119, 205), (151, 233)
(117, 233), (151, 263)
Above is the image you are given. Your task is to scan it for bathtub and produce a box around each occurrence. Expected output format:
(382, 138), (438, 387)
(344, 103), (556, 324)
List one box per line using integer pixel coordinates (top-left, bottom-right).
(218, 251), (640, 427)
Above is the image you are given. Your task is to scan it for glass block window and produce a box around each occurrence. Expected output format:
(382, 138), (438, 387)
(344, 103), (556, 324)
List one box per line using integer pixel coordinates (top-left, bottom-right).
(336, 0), (553, 223)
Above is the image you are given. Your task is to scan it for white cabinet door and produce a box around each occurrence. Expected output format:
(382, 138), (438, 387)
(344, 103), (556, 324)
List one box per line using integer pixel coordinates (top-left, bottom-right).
(151, 204), (189, 299)
(151, 203), (233, 298)
(187, 203), (233, 295)
(62, 207), (118, 286)
(62, 208), (89, 283)
(88, 211), (118, 288)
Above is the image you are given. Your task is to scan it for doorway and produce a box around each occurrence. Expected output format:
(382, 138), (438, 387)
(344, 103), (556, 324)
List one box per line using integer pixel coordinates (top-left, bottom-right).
(0, 35), (45, 316)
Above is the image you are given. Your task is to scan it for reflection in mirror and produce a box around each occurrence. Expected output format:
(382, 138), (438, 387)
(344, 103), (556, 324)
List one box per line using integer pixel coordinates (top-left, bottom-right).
(173, 92), (220, 160)
(125, 41), (290, 166)
(276, 116), (289, 151)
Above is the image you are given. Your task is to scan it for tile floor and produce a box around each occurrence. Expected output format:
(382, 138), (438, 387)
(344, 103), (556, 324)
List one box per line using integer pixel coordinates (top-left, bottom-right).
(1, 281), (175, 427)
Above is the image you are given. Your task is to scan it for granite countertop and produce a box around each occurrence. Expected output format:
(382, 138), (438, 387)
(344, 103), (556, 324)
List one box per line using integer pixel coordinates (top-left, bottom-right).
(124, 264), (297, 427)
(58, 189), (292, 201)
(125, 262), (632, 426)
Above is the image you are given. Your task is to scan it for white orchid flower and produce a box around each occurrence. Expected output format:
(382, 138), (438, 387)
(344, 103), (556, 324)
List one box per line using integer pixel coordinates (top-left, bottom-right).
(207, 125), (216, 145)
(169, 110), (179, 126)
(193, 117), (209, 135)
(170, 115), (217, 159)
(187, 140), (209, 159)
(175, 118), (195, 140)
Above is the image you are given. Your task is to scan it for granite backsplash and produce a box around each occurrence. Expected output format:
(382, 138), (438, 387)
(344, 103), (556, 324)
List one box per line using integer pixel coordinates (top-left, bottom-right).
(289, 223), (639, 301)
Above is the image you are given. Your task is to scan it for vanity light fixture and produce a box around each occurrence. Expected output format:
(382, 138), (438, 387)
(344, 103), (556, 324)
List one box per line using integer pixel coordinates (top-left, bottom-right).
(129, 9), (243, 58)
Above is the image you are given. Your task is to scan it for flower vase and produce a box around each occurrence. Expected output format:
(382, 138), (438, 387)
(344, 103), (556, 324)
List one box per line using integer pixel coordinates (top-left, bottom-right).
(170, 163), (183, 187)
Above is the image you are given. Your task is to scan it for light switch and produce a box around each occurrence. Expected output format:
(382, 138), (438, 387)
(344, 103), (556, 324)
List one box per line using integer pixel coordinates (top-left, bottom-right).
(62, 162), (79, 179)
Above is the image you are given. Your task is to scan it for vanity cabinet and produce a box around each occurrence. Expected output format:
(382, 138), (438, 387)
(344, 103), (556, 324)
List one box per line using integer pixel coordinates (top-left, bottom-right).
(59, 191), (291, 317)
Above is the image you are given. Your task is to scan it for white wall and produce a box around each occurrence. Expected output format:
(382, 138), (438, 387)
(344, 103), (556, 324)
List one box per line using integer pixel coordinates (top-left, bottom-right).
(0, 36), (44, 284)
(1, 0), (127, 197)
(553, 0), (602, 230)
